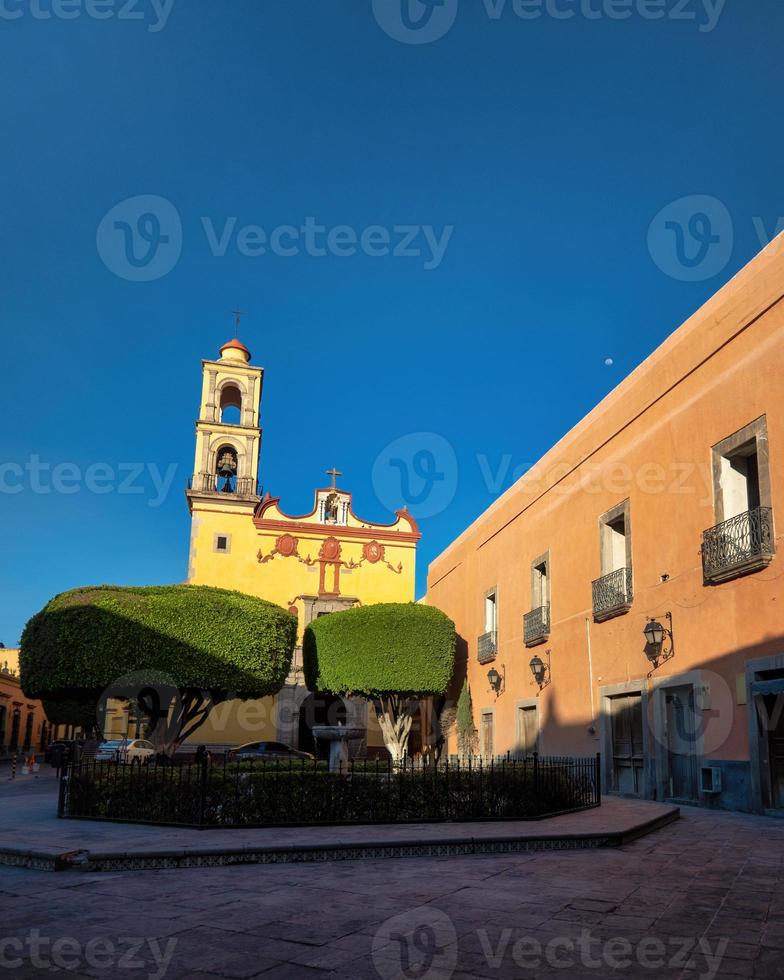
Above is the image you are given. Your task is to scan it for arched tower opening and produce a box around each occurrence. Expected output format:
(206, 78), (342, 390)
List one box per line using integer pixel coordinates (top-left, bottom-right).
(219, 384), (243, 425)
(214, 444), (239, 493)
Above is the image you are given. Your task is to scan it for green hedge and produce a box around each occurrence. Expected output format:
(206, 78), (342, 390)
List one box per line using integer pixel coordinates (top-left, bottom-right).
(303, 602), (455, 697)
(21, 585), (297, 702)
(63, 759), (598, 826)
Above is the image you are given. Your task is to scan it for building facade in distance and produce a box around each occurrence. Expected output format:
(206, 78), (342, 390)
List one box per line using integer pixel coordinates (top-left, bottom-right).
(0, 646), (50, 758)
(183, 336), (421, 754)
(427, 237), (784, 814)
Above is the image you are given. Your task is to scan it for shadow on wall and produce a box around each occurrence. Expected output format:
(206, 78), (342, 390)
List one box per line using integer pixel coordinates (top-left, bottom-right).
(434, 634), (469, 754)
(511, 631), (784, 814)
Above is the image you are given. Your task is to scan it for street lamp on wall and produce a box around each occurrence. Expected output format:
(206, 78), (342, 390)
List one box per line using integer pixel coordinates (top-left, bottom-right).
(529, 649), (551, 690)
(643, 611), (675, 673)
(487, 665), (505, 696)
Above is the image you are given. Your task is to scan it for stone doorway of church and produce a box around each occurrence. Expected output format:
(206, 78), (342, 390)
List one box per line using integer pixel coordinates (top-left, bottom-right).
(298, 692), (347, 758)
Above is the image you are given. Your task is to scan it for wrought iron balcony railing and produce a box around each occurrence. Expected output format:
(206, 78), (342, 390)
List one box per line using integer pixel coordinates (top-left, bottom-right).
(524, 605), (550, 646)
(592, 567), (633, 621)
(188, 472), (261, 498)
(702, 506), (774, 583)
(477, 630), (497, 664)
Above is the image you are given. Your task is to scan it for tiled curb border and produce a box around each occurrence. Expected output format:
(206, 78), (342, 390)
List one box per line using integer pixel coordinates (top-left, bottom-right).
(0, 807), (679, 873)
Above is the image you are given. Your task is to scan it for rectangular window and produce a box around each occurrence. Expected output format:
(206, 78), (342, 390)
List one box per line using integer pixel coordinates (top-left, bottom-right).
(601, 509), (629, 575)
(712, 418), (770, 523)
(720, 446), (761, 519)
(485, 589), (497, 634)
(593, 501), (632, 620)
(704, 417), (774, 582)
(532, 557), (549, 607)
(213, 533), (231, 554)
(478, 588), (498, 663)
(525, 552), (550, 646)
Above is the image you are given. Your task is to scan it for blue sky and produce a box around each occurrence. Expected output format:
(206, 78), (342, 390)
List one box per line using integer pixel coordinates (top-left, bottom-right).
(1, 0), (782, 644)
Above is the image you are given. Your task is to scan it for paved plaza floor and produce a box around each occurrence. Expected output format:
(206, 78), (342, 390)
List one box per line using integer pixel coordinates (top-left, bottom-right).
(0, 771), (677, 869)
(1, 772), (784, 978)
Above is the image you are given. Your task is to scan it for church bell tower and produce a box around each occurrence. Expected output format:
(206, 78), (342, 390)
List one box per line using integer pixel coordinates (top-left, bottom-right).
(186, 333), (264, 513)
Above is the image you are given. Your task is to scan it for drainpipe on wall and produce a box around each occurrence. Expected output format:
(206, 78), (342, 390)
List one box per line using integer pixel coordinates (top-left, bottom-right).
(585, 617), (596, 730)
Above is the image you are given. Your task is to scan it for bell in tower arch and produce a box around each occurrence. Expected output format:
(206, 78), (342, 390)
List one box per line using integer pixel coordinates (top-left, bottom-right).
(216, 446), (238, 493)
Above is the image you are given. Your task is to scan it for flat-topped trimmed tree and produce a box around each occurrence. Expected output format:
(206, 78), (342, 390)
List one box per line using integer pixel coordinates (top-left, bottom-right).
(21, 585), (297, 756)
(303, 602), (455, 762)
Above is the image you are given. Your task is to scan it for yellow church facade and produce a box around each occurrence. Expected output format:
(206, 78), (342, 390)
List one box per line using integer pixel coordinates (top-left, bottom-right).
(182, 335), (420, 755)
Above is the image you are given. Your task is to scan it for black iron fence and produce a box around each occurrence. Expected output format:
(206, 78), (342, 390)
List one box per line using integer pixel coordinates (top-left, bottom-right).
(58, 753), (601, 828)
(477, 630), (497, 664)
(592, 567), (633, 619)
(524, 605), (550, 645)
(702, 505), (774, 581)
(188, 472), (260, 497)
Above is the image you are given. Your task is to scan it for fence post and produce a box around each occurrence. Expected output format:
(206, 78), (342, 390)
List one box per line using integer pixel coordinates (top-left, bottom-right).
(198, 755), (208, 828)
(595, 752), (602, 805)
(533, 751), (539, 794)
(57, 763), (68, 817)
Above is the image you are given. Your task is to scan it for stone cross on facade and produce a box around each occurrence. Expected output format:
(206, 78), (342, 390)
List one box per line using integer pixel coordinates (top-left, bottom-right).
(326, 467), (343, 489)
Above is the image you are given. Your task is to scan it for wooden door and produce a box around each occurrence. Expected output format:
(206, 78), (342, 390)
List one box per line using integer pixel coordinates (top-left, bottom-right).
(517, 706), (538, 757)
(481, 712), (494, 759)
(609, 694), (645, 796)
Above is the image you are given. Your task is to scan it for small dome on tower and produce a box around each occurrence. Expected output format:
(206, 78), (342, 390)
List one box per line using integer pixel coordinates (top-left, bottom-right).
(219, 338), (252, 363)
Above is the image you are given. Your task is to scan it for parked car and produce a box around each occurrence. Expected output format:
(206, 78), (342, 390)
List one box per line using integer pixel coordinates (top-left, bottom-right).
(95, 739), (156, 765)
(229, 741), (314, 762)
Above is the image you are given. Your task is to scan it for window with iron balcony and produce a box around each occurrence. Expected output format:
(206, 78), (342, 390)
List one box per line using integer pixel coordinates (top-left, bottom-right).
(593, 501), (633, 621)
(703, 417), (775, 583)
(478, 587), (498, 663)
(524, 552), (550, 646)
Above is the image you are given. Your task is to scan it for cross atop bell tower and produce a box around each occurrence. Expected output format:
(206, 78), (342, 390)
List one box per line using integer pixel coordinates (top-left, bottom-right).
(325, 466), (343, 489)
(186, 322), (265, 511)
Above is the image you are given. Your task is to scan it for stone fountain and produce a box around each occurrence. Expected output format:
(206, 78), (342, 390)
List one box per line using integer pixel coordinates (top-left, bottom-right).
(311, 724), (364, 773)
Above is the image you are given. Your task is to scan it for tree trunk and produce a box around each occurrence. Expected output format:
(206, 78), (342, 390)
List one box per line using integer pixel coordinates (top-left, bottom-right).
(373, 694), (419, 762)
(135, 688), (219, 758)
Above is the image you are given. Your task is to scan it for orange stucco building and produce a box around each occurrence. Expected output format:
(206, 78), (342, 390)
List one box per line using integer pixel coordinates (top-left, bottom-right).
(427, 236), (784, 815)
(0, 647), (50, 758)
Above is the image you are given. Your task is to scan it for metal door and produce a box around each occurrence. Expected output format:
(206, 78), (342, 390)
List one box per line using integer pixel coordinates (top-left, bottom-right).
(665, 686), (698, 801)
(764, 694), (784, 809)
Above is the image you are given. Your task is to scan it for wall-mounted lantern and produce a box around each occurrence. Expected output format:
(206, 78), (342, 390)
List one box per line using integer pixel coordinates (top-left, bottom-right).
(529, 649), (551, 690)
(643, 611), (675, 673)
(487, 664), (505, 695)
